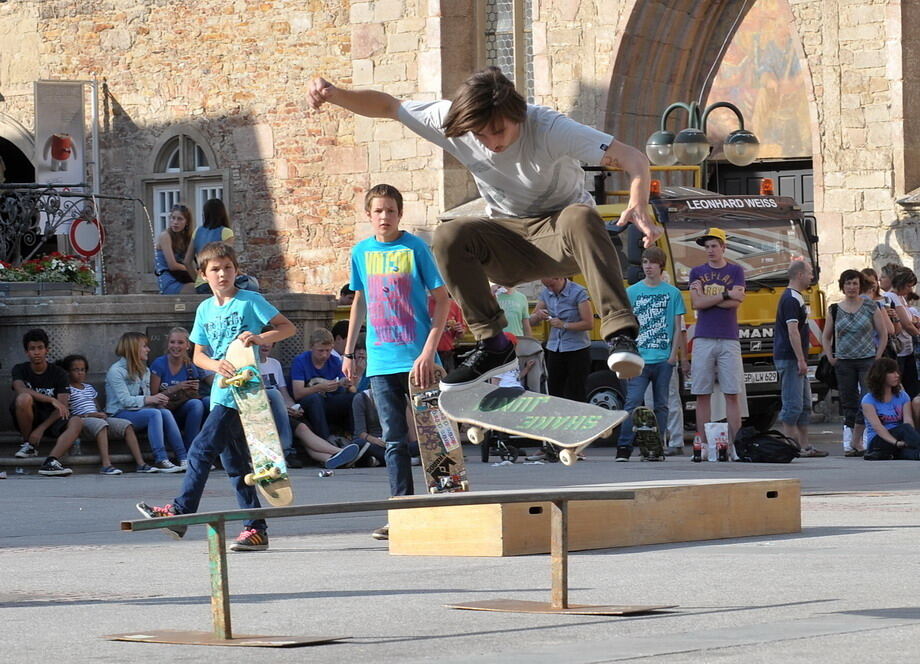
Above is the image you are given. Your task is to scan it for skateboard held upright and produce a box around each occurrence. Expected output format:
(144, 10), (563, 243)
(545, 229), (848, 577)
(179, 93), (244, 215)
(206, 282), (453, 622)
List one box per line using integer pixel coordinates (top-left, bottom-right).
(409, 368), (469, 493)
(221, 338), (293, 506)
(632, 406), (665, 461)
(439, 385), (626, 466)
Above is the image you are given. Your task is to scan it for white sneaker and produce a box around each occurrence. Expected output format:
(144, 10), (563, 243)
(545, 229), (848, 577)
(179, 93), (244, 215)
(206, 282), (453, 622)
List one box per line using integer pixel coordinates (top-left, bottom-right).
(15, 442), (37, 458)
(179, 459), (188, 471)
(156, 459), (183, 474)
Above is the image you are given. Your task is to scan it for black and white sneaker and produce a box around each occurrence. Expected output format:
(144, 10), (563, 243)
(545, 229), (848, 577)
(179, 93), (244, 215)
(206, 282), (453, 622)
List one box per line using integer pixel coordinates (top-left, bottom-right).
(440, 342), (517, 391)
(615, 447), (631, 462)
(38, 457), (73, 476)
(15, 442), (37, 458)
(606, 335), (644, 379)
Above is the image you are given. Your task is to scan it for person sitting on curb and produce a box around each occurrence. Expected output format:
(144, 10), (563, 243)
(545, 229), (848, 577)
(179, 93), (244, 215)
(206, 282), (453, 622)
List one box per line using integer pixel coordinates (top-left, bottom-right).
(862, 357), (920, 460)
(11, 328), (82, 476)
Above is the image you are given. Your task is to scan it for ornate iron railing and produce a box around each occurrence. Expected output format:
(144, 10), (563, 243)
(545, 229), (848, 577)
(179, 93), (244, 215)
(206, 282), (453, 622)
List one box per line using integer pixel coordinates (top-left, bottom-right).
(0, 183), (96, 264)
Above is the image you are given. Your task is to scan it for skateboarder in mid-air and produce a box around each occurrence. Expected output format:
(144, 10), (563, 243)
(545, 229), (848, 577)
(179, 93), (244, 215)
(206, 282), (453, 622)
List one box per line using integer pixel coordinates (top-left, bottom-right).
(309, 67), (660, 392)
(136, 242), (295, 552)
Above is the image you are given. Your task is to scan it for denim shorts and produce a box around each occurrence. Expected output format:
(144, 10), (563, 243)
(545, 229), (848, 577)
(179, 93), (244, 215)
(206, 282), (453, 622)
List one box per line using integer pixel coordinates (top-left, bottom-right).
(775, 358), (811, 426)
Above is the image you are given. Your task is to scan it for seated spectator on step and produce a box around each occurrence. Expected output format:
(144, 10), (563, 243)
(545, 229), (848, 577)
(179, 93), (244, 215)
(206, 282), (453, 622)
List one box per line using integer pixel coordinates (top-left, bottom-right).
(293, 419), (365, 469)
(257, 330), (302, 468)
(352, 387), (420, 467)
(862, 357), (920, 460)
(190, 198), (260, 294)
(291, 328), (357, 444)
(331, 319), (349, 360)
(154, 204), (197, 294)
(11, 328), (82, 476)
(59, 354), (148, 474)
(149, 326), (211, 450)
(337, 283), (356, 307)
(105, 332), (187, 473)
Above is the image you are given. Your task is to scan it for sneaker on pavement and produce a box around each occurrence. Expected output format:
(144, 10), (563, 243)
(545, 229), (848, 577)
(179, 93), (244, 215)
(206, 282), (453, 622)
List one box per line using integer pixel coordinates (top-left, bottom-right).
(326, 443), (361, 469)
(229, 527), (269, 552)
(15, 442), (37, 458)
(178, 459), (188, 471)
(136, 463), (158, 473)
(100, 466), (123, 475)
(38, 457), (73, 476)
(844, 448), (866, 457)
(440, 342), (517, 391)
(663, 446), (685, 457)
(615, 446), (631, 462)
(372, 524), (389, 541)
(285, 452), (304, 469)
(155, 459), (183, 473)
(607, 335), (644, 379)
(353, 442), (371, 467)
(135, 502), (187, 539)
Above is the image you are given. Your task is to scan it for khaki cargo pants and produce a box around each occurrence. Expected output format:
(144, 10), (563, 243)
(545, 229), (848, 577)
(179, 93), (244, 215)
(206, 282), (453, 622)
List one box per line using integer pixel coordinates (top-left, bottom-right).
(432, 204), (638, 341)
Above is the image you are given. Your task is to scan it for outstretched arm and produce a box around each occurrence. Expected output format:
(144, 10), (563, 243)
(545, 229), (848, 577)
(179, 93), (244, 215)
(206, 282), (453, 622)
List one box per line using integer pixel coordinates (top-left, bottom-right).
(607, 140), (660, 248)
(307, 77), (400, 119)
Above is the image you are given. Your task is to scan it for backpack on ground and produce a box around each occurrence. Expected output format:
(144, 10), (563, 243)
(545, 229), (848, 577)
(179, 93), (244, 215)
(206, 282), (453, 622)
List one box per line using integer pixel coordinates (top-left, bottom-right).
(733, 426), (801, 463)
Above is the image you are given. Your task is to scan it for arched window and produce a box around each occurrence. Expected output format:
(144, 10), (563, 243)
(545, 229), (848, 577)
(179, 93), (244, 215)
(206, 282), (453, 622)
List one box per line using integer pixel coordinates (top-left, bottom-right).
(139, 128), (228, 286)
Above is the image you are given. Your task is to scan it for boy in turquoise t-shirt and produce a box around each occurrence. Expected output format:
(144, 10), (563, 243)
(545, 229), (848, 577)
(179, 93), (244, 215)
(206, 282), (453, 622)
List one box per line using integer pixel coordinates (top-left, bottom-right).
(616, 247), (686, 460)
(342, 184), (450, 541)
(137, 242), (295, 551)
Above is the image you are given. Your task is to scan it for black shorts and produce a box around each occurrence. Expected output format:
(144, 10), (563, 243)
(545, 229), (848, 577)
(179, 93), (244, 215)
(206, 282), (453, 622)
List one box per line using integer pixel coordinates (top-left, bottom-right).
(8, 401), (69, 438)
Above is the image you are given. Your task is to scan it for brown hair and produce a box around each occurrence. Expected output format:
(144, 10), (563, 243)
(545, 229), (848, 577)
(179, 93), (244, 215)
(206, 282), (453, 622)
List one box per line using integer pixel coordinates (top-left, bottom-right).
(838, 269), (866, 292)
(197, 242), (239, 273)
(861, 268), (880, 297)
(309, 327), (334, 347)
(168, 204), (193, 257)
(364, 184), (404, 215)
(867, 357), (901, 401)
(202, 198), (231, 230)
(116, 331), (148, 380)
(442, 67), (527, 138)
(641, 246), (667, 269)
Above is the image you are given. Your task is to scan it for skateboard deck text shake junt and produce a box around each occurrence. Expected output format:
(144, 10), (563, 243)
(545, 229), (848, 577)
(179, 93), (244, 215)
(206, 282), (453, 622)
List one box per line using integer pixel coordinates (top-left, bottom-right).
(439, 384), (626, 466)
(221, 338), (293, 507)
(410, 369), (469, 493)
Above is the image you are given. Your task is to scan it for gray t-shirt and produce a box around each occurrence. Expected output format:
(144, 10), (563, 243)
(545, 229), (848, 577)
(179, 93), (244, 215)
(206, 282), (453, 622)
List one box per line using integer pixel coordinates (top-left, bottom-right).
(397, 100), (614, 218)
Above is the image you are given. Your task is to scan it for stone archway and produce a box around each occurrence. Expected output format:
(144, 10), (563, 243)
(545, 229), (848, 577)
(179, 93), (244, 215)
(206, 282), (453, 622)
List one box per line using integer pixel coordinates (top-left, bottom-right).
(0, 114), (36, 183)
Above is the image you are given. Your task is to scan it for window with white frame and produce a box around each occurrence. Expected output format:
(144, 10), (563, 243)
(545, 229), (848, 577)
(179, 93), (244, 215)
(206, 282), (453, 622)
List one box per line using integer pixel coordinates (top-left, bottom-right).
(140, 129), (228, 278)
(483, 0), (534, 102)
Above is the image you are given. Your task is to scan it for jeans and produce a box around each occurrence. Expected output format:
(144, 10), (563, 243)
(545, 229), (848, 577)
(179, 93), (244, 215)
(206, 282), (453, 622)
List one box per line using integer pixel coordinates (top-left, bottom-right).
(298, 390), (356, 440)
(172, 398), (206, 450)
(644, 366), (684, 448)
(114, 407), (186, 463)
(174, 404), (266, 531)
(369, 373), (413, 496)
(545, 346), (591, 402)
(776, 358), (812, 426)
(266, 388), (294, 455)
(834, 357), (873, 427)
(618, 361), (673, 449)
(867, 423), (920, 460)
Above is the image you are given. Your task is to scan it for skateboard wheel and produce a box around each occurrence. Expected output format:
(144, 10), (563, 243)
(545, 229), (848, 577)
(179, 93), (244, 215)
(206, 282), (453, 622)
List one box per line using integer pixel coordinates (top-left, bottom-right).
(559, 449), (576, 466)
(428, 486), (439, 494)
(243, 473), (255, 486)
(241, 369), (256, 380)
(269, 466), (282, 479)
(467, 426), (486, 445)
(460, 480), (470, 491)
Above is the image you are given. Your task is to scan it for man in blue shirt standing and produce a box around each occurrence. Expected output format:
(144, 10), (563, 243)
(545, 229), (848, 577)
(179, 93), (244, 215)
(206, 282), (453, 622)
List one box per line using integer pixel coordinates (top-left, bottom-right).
(774, 260), (828, 456)
(530, 277), (593, 402)
(616, 248), (686, 460)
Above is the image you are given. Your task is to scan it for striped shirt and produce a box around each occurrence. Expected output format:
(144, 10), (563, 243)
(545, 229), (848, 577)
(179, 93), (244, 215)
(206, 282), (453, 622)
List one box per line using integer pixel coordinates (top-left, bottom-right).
(68, 382), (100, 415)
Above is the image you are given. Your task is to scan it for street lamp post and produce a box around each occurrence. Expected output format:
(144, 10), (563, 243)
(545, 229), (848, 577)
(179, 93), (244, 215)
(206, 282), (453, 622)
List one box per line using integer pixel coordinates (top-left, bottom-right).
(645, 101), (759, 167)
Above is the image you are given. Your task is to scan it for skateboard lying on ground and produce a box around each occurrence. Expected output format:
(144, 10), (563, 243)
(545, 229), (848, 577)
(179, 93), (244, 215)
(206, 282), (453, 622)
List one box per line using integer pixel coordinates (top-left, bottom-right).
(439, 384), (627, 466)
(409, 368), (469, 493)
(221, 338), (293, 506)
(632, 405), (665, 461)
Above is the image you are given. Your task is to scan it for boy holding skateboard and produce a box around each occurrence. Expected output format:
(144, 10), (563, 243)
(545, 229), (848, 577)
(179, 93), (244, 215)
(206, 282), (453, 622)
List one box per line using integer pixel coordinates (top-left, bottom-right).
(341, 184), (450, 540)
(137, 241), (295, 551)
(616, 247), (686, 461)
(308, 67), (658, 390)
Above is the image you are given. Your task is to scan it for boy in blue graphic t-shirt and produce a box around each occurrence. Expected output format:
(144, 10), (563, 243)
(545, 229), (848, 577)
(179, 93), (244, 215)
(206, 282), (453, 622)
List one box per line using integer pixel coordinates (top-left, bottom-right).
(136, 242), (295, 552)
(617, 247), (686, 460)
(342, 184), (450, 541)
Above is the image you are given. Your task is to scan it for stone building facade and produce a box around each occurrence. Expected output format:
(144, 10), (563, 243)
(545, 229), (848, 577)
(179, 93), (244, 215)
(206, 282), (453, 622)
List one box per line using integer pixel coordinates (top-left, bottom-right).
(1, 0), (918, 297)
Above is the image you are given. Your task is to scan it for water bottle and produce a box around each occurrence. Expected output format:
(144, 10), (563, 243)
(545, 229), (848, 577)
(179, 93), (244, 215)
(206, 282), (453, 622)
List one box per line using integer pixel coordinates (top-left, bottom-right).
(692, 434), (703, 463)
(71, 442), (83, 456)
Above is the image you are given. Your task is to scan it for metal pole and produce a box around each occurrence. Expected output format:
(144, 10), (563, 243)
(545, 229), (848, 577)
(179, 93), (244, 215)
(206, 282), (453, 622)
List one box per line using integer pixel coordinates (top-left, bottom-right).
(550, 500), (569, 609)
(89, 78), (103, 293)
(206, 520), (232, 640)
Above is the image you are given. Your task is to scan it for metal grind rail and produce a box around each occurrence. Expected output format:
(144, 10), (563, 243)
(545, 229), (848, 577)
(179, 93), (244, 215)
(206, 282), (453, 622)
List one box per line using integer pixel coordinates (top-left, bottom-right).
(115, 487), (675, 648)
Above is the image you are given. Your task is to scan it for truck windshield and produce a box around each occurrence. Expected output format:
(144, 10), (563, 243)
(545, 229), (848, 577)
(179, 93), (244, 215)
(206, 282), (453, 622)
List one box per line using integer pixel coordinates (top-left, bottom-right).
(666, 218), (813, 286)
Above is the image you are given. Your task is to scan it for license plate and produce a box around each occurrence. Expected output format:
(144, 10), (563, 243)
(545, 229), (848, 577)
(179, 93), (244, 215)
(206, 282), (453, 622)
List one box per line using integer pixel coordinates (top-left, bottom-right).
(745, 370), (777, 384)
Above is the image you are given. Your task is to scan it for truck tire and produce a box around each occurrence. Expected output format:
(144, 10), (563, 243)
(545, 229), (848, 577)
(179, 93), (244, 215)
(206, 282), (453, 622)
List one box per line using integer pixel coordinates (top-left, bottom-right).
(585, 370), (625, 446)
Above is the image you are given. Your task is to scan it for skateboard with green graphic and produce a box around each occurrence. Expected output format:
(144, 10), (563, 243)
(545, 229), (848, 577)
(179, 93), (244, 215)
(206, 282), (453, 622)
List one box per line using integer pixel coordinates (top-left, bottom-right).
(439, 384), (626, 466)
(632, 405), (665, 461)
(220, 338), (293, 506)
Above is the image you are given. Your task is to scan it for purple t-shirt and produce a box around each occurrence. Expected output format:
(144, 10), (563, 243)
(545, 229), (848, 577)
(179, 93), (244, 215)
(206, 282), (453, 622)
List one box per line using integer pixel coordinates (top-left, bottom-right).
(689, 262), (745, 340)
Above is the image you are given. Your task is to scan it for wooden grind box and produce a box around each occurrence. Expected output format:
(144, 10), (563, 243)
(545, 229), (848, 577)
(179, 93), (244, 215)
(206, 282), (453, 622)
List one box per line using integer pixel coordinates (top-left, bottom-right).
(388, 478), (800, 556)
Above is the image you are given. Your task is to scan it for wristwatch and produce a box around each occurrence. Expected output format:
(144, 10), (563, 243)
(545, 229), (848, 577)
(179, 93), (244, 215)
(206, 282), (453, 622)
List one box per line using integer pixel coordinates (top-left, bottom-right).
(722, 291), (731, 301)
(343, 353), (355, 359)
